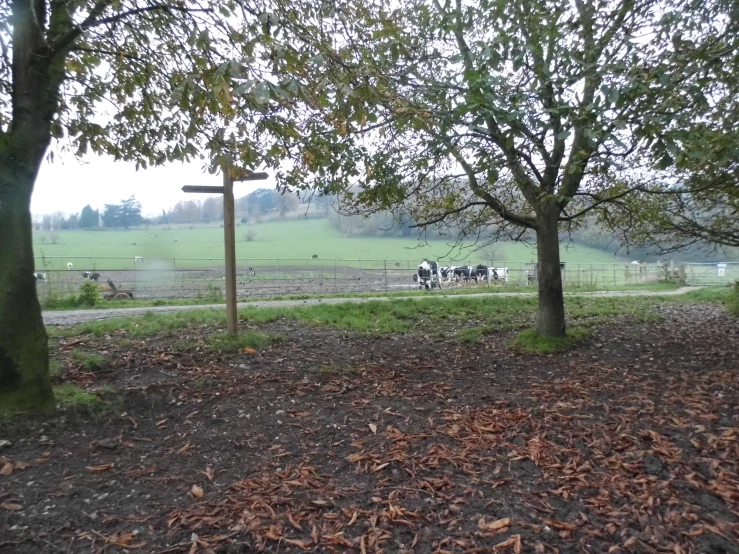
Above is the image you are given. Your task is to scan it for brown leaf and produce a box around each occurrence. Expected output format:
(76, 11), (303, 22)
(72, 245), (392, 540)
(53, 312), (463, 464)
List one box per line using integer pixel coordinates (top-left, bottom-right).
(86, 463), (115, 472)
(287, 512), (304, 531)
(479, 517), (512, 531)
(244, 347), (257, 355)
(283, 538), (312, 549)
(493, 534), (521, 550)
(201, 466), (214, 482)
(1, 503), (22, 511)
(544, 518), (577, 532)
(0, 462), (13, 476)
(369, 423), (377, 434)
(191, 485), (204, 498)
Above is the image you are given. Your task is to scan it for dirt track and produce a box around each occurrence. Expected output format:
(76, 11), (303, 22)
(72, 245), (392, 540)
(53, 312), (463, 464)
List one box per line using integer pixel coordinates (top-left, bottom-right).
(43, 286), (702, 326)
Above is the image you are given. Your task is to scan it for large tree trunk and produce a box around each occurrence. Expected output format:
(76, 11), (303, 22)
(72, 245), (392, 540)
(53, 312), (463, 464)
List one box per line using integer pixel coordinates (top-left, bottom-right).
(0, 163), (54, 412)
(535, 214), (566, 337)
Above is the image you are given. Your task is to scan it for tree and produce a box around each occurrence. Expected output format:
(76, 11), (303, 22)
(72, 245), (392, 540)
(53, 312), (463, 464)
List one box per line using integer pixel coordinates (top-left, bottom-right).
(276, 191), (299, 217)
(79, 205), (99, 229)
(248, 188), (278, 214)
(270, 0), (738, 337)
(0, 0), (306, 411)
(120, 196), (143, 228)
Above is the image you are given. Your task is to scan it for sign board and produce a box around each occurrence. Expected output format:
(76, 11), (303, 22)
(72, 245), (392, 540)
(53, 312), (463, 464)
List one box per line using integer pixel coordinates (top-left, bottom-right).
(181, 185), (225, 194)
(718, 263), (727, 277)
(182, 165), (268, 334)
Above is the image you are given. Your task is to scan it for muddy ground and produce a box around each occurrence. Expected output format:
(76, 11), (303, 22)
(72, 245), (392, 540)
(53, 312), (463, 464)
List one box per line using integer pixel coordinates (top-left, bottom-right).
(1, 302), (738, 553)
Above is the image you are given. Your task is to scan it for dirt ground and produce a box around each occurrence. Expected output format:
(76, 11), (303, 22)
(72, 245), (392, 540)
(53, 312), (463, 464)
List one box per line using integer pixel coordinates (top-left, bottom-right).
(2, 302), (738, 553)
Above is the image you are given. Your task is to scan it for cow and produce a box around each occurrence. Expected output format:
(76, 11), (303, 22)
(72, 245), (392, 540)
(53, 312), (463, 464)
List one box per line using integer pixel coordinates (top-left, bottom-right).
(82, 271), (101, 281)
(417, 259), (442, 290)
(438, 266), (452, 280)
(248, 268), (256, 276)
(449, 266), (472, 282)
(67, 262), (73, 271)
(33, 272), (47, 281)
(134, 256), (143, 262)
(312, 254), (318, 259)
(471, 265), (489, 281)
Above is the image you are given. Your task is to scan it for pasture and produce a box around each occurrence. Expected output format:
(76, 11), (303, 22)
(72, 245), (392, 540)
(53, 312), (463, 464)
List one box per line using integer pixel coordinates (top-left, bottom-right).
(2, 290), (738, 553)
(34, 217), (624, 270)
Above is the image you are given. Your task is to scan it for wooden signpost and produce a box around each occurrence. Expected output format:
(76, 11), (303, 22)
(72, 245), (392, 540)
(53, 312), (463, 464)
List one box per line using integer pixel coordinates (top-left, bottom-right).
(182, 163), (268, 335)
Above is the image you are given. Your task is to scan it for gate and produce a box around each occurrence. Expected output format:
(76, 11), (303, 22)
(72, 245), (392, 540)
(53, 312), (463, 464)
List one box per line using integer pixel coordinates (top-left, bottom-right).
(683, 262), (739, 285)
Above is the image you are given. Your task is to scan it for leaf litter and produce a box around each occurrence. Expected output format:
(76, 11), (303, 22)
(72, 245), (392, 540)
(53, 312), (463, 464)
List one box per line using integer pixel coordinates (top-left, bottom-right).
(0, 302), (737, 553)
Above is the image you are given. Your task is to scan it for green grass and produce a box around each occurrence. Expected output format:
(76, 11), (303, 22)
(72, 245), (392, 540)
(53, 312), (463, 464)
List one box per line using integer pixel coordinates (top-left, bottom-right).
(207, 331), (284, 352)
(510, 328), (591, 353)
(50, 294), (676, 341)
(49, 359), (62, 377)
(53, 384), (121, 419)
(34, 218), (626, 270)
(54, 384), (101, 409)
(681, 285), (734, 304)
(70, 350), (105, 371)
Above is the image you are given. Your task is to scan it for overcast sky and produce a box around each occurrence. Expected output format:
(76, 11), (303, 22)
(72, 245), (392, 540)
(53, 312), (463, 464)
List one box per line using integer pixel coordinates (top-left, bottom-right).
(32, 154), (276, 218)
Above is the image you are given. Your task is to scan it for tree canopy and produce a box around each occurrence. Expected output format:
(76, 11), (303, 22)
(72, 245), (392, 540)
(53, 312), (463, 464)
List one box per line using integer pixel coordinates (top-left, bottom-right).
(259, 0), (739, 334)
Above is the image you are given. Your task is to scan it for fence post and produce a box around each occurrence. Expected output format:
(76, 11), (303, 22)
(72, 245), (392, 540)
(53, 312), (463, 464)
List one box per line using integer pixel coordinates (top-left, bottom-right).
(276, 259), (280, 296)
(334, 259), (338, 293)
(384, 259), (388, 292)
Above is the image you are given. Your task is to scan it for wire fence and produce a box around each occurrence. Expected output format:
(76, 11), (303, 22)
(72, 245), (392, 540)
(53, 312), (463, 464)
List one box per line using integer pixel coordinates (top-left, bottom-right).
(31, 256), (722, 304)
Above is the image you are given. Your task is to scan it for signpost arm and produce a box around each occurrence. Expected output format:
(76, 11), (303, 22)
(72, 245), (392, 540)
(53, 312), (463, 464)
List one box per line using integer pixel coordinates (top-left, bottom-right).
(223, 163), (238, 334)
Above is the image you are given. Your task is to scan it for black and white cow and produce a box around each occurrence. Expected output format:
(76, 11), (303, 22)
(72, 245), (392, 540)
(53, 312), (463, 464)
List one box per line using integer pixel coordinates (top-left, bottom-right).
(33, 272), (47, 282)
(82, 271), (101, 281)
(417, 260), (442, 290)
(449, 266), (472, 281)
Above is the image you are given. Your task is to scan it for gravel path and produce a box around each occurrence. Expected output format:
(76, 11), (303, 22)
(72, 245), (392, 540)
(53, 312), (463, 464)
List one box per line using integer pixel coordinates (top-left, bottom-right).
(42, 286), (702, 326)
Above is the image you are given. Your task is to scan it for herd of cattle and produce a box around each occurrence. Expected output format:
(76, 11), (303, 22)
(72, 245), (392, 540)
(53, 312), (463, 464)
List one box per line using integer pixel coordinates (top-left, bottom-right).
(413, 260), (509, 290)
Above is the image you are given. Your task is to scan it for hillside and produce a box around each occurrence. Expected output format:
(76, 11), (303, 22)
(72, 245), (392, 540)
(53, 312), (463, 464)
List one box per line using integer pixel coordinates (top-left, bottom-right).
(33, 218), (626, 270)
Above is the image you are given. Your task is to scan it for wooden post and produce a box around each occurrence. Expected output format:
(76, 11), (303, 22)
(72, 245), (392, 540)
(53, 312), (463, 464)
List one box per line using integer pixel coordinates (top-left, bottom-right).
(182, 161), (268, 335)
(223, 164), (238, 335)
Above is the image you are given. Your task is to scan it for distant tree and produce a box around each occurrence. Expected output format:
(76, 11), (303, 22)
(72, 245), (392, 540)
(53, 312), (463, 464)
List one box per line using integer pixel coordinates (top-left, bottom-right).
(276, 192), (299, 217)
(102, 197), (143, 228)
(119, 196), (143, 228)
(79, 205), (98, 229)
(102, 203), (123, 228)
(201, 196), (223, 222)
(248, 188), (278, 214)
(61, 213), (79, 230)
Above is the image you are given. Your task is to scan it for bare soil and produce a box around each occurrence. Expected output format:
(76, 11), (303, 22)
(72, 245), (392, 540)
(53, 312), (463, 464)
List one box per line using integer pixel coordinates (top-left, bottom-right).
(2, 302), (738, 553)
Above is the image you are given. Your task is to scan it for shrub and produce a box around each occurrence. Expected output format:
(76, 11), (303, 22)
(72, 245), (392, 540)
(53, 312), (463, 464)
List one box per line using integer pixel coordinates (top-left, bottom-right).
(77, 281), (100, 307)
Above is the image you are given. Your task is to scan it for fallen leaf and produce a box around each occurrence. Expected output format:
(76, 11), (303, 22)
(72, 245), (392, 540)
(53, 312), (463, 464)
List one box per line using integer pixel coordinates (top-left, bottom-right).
(191, 485), (204, 498)
(1, 503), (22, 511)
(201, 466), (214, 482)
(244, 347), (257, 355)
(86, 463), (115, 472)
(0, 463), (12, 476)
(369, 423), (377, 434)
(479, 517), (512, 531)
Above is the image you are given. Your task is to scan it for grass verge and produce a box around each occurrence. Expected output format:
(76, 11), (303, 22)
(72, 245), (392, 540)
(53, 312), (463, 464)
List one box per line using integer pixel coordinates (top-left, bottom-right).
(510, 328), (591, 354)
(49, 294), (674, 341)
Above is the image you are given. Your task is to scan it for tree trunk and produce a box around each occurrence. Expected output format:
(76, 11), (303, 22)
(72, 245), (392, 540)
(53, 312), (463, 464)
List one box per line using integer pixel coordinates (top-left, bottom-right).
(0, 169), (54, 412)
(535, 214), (566, 337)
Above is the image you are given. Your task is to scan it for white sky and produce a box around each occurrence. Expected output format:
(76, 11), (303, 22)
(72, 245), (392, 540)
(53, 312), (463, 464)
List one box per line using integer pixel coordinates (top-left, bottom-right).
(32, 154), (277, 218)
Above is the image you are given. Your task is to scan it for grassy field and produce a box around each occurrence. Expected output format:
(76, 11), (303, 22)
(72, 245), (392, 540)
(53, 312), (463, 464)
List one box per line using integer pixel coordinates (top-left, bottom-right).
(34, 218), (625, 270)
(49, 286), (734, 341)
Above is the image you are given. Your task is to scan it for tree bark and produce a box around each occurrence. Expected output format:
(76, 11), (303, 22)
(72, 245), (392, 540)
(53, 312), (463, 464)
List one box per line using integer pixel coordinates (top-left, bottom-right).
(535, 213), (566, 337)
(0, 169), (54, 412)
